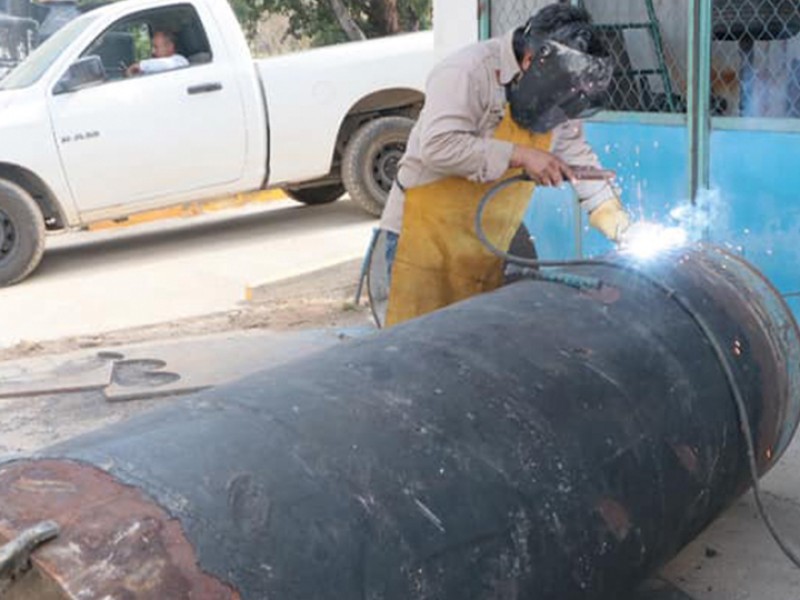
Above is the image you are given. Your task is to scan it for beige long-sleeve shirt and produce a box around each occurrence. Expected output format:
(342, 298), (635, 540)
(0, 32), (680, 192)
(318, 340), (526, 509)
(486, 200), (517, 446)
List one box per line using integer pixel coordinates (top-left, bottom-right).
(380, 30), (617, 234)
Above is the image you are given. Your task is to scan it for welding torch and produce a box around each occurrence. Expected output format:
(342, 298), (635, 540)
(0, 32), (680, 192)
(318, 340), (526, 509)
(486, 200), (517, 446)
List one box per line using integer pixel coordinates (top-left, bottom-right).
(520, 165), (616, 185)
(569, 166), (616, 182)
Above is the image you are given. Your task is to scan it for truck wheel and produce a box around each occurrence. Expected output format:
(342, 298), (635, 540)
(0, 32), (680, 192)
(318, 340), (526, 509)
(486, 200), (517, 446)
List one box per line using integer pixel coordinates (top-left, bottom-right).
(283, 184), (345, 206)
(343, 116), (414, 217)
(0, 180), (46, 287)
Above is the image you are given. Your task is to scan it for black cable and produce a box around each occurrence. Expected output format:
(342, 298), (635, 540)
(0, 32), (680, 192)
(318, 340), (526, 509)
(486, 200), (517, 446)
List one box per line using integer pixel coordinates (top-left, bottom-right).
(674, 291), (800, 569)
(475, 174), (603, 269)
(476, 174), (800, 569)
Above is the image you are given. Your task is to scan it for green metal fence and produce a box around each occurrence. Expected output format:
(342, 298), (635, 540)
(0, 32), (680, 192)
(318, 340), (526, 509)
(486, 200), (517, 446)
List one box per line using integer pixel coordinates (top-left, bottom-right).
(487, 0), (689, 114)
(710, 0), (800, 118)
(483, 0), (800, 120)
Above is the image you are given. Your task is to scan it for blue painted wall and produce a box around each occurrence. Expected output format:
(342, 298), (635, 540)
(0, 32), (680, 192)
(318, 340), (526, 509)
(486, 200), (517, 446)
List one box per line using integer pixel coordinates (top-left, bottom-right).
(523, 120), (800, 316)
(708, 129), (800, 297)
(524, 122), (689, 260)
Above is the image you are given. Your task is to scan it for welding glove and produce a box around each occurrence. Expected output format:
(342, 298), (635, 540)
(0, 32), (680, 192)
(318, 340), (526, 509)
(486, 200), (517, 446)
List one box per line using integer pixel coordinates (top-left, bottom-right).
(588, 198), (631, 242)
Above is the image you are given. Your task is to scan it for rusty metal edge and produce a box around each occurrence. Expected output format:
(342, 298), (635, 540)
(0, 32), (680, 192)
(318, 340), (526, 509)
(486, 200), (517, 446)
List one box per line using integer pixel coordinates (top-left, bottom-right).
(0, 458), (241, 600)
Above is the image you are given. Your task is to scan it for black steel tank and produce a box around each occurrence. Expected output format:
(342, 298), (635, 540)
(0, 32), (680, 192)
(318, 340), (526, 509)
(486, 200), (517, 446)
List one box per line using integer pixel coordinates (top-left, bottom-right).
(1, 244), (798, 599)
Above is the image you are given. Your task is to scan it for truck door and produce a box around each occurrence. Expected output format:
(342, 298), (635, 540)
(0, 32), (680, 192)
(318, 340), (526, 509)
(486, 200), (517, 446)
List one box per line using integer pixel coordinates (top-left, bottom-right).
(49, 3), (248, 213)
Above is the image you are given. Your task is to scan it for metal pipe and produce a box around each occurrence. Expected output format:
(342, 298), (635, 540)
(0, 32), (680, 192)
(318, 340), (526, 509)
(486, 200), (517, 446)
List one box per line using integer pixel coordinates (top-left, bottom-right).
(687, 0), (713, 203)
(478, 0), (490, 41)
(1, 245), (799, 599)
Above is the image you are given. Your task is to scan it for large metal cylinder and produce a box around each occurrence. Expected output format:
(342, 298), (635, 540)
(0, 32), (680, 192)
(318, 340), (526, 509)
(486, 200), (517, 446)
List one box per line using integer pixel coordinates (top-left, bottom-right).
(1, 245), (799, 599)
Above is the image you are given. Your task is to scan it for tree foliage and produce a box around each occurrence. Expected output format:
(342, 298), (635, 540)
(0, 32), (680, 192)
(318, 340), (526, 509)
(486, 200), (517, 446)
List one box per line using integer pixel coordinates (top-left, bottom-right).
(229, 0), (431, 46)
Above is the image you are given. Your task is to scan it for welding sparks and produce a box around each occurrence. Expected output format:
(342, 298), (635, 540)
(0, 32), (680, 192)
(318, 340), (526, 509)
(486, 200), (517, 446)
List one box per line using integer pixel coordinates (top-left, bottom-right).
(619, 222), (689, 260)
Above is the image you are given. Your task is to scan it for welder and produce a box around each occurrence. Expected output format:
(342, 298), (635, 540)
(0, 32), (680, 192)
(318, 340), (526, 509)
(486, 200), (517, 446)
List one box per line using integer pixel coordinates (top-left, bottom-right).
(379, 3), (636, 327)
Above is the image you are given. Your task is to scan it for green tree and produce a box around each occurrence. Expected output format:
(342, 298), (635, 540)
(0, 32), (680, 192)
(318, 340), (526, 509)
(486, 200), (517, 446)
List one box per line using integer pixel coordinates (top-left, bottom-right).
(230, 0), (432, 46)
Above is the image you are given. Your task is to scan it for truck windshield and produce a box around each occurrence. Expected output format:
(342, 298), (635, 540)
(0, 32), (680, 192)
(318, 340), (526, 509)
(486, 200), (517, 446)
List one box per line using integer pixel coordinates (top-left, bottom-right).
(0, 13), (98, 91)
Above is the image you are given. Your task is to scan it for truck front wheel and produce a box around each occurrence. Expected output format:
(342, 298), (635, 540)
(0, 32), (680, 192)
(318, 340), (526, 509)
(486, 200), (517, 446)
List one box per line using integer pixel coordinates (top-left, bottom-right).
(342, 116), (414, 217)
(0, 180), (45, 287)
(283, 184), (345, 206)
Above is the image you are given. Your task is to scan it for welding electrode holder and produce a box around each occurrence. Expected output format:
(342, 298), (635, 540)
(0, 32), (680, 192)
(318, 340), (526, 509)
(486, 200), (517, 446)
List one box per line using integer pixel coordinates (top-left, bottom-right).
(569, 166), (617, 181)
(519, 165), (616, 183)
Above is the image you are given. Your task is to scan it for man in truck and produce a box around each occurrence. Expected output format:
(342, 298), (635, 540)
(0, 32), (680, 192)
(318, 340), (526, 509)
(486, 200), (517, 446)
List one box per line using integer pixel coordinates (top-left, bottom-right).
(380, 3), (632, 327)
(126, 29), (189, 76)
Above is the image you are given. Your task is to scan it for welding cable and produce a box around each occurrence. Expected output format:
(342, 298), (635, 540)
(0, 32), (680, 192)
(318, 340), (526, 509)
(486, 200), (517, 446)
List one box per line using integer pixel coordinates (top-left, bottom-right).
(475, 174), (601, 269)
(476, 174), (800, 571)
(669, 286), (800, 570)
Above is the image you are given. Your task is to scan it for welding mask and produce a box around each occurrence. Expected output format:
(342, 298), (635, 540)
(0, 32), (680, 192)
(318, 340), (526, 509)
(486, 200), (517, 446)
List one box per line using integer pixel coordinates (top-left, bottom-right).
(507, 27), (614, 133)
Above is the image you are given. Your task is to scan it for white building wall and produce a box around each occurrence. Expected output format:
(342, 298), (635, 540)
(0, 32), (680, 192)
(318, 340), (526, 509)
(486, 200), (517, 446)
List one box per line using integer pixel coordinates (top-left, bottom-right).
(432, 0), (478, 61)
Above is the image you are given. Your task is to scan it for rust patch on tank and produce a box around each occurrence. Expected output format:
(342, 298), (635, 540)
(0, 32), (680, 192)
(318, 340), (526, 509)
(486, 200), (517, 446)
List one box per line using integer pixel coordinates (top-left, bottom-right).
(671, 444), (699, 475)
(581, 284), (621, 305)
(595, 497), (631, 541)
(0, 459), (239, 599)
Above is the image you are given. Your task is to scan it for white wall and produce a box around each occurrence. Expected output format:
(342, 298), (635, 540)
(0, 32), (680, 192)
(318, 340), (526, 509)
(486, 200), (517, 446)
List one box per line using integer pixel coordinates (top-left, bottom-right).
(432, 0), (478, 61)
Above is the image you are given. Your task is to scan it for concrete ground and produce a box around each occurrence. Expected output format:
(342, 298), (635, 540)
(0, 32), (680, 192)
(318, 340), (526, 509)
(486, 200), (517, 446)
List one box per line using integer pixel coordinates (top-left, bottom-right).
(662, 442), (800, 600)
(0, 328), (368, 456)
(0, 198), (374, 349)
(1, 327), (799, 599)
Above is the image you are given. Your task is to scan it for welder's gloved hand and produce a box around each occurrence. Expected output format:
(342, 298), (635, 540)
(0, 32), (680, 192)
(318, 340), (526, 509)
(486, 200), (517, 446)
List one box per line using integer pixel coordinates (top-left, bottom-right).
(588, 198), (631, 242)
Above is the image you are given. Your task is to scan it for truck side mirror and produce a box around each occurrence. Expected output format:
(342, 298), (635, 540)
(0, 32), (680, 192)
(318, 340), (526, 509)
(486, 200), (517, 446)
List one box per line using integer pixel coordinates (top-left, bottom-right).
(53, 55), (106, 95)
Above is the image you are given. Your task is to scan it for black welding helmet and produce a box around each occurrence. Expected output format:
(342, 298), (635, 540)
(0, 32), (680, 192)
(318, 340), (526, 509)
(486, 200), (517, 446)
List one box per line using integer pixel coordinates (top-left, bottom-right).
(507, 18), (613, 133)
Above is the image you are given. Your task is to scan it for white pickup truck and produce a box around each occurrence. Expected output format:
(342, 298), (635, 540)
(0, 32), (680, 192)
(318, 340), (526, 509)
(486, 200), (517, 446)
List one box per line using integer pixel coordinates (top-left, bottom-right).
(0, 0), (433, 285)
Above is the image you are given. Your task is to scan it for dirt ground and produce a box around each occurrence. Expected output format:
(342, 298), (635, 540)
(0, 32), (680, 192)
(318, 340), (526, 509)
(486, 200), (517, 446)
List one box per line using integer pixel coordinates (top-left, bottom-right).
(0, 259), (374, 362)
(0, 259), (376, 455)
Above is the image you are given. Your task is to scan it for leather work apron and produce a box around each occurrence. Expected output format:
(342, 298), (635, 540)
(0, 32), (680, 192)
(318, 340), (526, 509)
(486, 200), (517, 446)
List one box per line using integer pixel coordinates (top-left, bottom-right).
(385, 108), (553, 327)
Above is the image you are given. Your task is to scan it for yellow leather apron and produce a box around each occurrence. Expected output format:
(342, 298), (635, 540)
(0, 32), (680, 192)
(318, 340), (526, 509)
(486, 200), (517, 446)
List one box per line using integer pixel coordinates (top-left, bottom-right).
(385, 108), (553, 327)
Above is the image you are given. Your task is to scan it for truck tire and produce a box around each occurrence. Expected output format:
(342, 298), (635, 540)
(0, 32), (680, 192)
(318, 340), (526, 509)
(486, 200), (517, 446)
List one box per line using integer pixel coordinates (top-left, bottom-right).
(0, 180), (46, 287)
(342, 116), (414, 217)
(283, 184), (345, 206)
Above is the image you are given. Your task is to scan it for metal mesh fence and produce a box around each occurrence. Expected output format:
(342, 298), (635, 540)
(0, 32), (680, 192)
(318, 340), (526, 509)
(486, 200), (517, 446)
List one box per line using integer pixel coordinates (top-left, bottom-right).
(710, 0), (800, 118)
(491, 0), (554, 34)
(490, 0), (800, 118)
(490, 0), (689, 113)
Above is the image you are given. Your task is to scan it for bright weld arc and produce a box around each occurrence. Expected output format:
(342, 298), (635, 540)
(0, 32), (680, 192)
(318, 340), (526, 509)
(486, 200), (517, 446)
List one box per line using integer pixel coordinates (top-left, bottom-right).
(620, 223), (689, 260)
